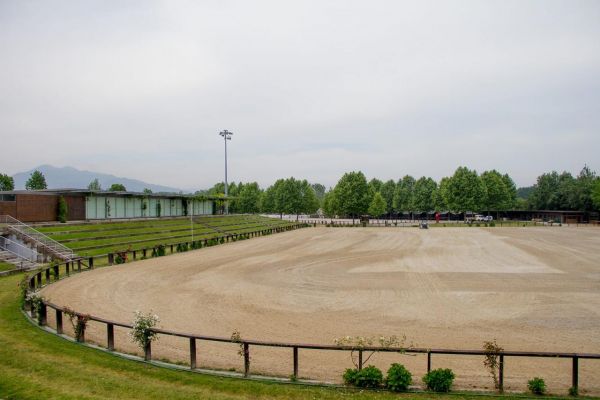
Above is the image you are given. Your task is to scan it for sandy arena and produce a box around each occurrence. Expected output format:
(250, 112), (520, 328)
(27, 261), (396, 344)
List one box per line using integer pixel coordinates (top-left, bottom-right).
(41, 227), (600, 394)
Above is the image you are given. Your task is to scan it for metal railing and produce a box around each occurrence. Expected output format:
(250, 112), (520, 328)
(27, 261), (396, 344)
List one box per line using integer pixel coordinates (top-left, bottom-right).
(1, 215), (75, 261)
(0, 236), (38, 264)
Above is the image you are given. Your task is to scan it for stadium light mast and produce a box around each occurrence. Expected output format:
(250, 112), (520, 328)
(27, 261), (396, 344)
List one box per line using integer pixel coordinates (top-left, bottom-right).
(219, 129), (233, 214)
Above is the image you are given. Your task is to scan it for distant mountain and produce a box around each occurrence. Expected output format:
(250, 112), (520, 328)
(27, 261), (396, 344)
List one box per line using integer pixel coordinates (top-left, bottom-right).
(12, 165), (183, 193)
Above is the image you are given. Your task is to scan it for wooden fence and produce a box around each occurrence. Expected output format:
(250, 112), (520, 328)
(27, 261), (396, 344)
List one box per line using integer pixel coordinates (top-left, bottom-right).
(23, 222), (600, 393)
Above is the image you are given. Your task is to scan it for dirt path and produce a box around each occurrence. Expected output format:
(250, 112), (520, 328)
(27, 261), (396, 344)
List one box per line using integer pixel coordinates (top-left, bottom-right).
(41, 227), (600, 394)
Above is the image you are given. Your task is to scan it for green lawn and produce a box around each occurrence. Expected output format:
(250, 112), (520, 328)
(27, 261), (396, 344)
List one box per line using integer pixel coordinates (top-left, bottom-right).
(0, 273), (513, 400)
(0, 261), (15, 272)
(32, 215), (297, 257)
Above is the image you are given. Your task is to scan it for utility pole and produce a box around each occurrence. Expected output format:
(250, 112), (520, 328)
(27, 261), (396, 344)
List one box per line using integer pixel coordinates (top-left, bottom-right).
(219, 130), (233, 214)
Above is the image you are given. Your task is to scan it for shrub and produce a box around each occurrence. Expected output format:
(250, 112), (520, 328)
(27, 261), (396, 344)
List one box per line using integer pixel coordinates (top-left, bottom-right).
(422, 368), (455, 392)
(355, 366), (383, 388)
(343, 368), (359, 385)
(385, 363), (412, 392)
(64, 307), (90, 342)
(129, 311), (160, 350)
(569, 386), (578, 397)
(483, 340), (503, 390)
(490, 222), (496, 227)
(528, 377), (546, 395)
(57, 196), (68, 223)
(28, 294), (44, 324)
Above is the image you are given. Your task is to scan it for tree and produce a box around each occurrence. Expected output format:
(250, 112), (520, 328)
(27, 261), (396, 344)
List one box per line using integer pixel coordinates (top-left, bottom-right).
(25, 170), (47, 190)
(332, 171), (370, 223)
(87, 178), (101, 191)
(311, 183), (326, 204)
(368, 178), (383, 194)
(502, 174), (517, 209)
(109, 183), (126, 191)
(528, 171), (560, 210)
(393, 175), (416, 216)
(0, 173), (14, 191)
(573, 165), (597, 212)
(412, 177), (437, 213)
(444, 167), (486, 213)
(592, 179), (600, 210)
(237, 182), (262, 214)
(436, 177), (451, 210)
(368, 192), (387, 217)
(480, 170), (510, 211)
(380, 180), (396, 216)
(143, 188), (153, 194)
(322, 189), (339, 217)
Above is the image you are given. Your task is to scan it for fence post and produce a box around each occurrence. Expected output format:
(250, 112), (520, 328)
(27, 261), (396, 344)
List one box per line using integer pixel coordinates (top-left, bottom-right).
(45, 268), (50, 283)
(572, 356), (579, 392)
(29, 277), (35, 290)
(133, 250), (137, 260)
(39, 303), (47, 326)
(55, 309), (63, 334)
(142, 248), (147, 258)
(144, 341), (152, 361)
(498, 354), (504, 392)
(170, 244), (174, 253)
(190, 338), (196, 369)
(36, 272), (42, 288)
(243, 343), (250, 377)
(66, 262), (70, 275)
(108, 253), (114, 265)
(293, 346), (299, 379)
(427, 352), (431, 372)
(358, 350), (363, 370)
(107, 323), (114, 351)
(53, 264), (59, 280)
(87, 257), (93, 269)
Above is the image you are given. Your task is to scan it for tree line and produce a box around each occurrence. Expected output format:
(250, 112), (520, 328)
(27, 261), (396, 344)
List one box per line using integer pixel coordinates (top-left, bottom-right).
(204, 165), (600, 218)
(2, 166), (599, 217)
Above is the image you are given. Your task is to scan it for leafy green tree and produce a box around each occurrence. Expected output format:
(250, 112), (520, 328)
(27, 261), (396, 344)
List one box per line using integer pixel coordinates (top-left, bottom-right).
(311, 183), (326, 204)
(573, 165), (597, 211)
(261, 179), (284, 215)
(444, 167), (486, 213)
(109, 183), (126, 191)
(480, 170), (510, 211)
(368, 192), (387, 217)
(332, 171), (370, 223)
(0, 173), (14, 191)
(143, 188), (153, 194)
(322, 190), (339, 217)
(528, 171), (560, 210)
(393, 175), (416, 215)
(237, 182), (262, 214)
(412, 177), (437, 212)
(502, 173), (517, 209)
(380, 180), (396, 215)
(87, 178), (101, 191)
(368, 178), (383, 194)
(25, 170), (47, 190)
(592, 179), (600, 210)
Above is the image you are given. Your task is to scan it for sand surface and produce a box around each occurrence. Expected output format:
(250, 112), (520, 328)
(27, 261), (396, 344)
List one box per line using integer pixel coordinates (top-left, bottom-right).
(41, 227), (600, 394)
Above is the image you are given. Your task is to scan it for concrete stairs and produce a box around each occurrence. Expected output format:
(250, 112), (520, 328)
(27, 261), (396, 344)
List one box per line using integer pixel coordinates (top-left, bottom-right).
(1, 215), (75, 262)
(0, 250), (39, 271)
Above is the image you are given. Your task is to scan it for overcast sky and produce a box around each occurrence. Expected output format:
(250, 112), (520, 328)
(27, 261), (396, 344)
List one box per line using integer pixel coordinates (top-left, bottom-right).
(1, 1), (599, 190)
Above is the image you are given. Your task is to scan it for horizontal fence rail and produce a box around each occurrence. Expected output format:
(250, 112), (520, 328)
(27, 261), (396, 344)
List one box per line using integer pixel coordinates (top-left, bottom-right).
(22, 222), (600, 394)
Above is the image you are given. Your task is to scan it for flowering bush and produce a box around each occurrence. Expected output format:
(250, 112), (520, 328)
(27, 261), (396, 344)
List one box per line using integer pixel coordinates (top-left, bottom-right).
(64, 307), (90, 342)
(28, 293), (45, 324)
(129, 311), (160, 349)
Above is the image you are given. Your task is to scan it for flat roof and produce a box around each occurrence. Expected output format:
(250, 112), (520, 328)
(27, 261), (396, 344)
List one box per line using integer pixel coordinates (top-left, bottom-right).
(0, 189), (226, 200)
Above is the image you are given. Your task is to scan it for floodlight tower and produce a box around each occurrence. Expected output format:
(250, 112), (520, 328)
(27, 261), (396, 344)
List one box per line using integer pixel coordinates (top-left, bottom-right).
(219, 129), (233, 214)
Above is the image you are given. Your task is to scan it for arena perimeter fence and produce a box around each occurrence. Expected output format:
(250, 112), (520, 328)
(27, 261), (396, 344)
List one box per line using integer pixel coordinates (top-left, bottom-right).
(22, 222), (600, 393)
